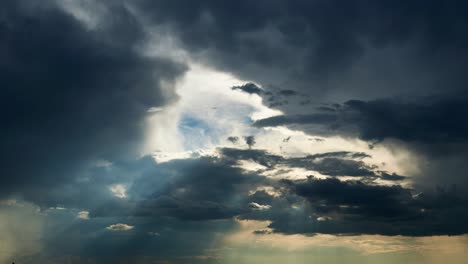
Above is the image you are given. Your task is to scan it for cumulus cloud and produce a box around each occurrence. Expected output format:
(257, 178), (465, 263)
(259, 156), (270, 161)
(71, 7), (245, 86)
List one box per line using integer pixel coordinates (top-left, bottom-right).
(106, 223), (135, 231)
(77, 211), (90, 220)
(110, 184), (127, 199)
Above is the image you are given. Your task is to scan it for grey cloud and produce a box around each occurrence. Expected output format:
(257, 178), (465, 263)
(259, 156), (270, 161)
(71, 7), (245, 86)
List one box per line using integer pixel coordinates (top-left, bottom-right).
(5, 150), (466, 262)
(278, 90), (297, 96)
(253, 95), (468, 149)
(243, 136), (256, 149)
(131, 0), (468, 102)
(23, 209), (236, 263)
(253, 95), (468, 190)
(244, 176), (468, 236)
(128, 0), (468, 204)
(220, 148), (399, 180)
(106, 223), (135, 231)
(227, 136), (239, 144)
(231, 83), (263, 95)
(90, 157), (268, 221)
(0, 0), (186, 200)
(253, 113), (337, 128)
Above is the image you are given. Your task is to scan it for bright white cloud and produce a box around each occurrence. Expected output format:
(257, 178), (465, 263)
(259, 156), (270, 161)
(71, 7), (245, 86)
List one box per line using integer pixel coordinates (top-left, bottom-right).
(249, 202), (272, 210)
(144, 63), (281, 160)
(109, 184), (127, 199)
(106, 223), (134, 231)
(316, 216), (332, 222)
(143, 61), (414, 184)
(77, 210), (90, 220)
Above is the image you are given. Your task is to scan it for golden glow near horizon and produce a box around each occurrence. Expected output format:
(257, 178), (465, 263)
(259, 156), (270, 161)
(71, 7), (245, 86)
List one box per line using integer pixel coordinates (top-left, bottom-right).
(219, 219), (468, 264)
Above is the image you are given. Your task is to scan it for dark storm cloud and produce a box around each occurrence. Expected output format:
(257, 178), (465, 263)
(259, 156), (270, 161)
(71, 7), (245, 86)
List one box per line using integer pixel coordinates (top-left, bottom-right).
(131, 0), (468, 101)
(86, 157), (267, 220)
(8, 155), (267, 261)
(220, 148), (282, 168)
(220, 148), (401, 180)
(23, 156), (158, 210)
(129, 0), (468, 209)
(19, 208), (236, 263)
(4, 150), (465, 263)
(15, 154), (266, 221)
(254, 95), (468, 145)
(244, 176), (468, 236)
(23, 149), (408, 240)
(130, 0), (468, 199)
(253, 95), (468, 190)
(0, 0), (186, 200)
(286, 177), (413, 218)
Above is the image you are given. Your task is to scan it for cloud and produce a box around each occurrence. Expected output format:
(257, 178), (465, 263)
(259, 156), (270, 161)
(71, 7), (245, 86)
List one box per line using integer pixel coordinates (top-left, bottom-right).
(254, 95), (468, 145)
(77, 210), (90, 220)
(0, 0), (186, 201)
(253, 95), (468, 190)
(130, 0), (468, 103)
(3, 150), (467, 260)
(220, 148), (403, 180)
(243, 136), (257, 149)
(148, 231), (160, 236)
(232, 83), (263, 95)
(126, 0), (468, 201)
(106, 223), (135, 231)
(89, 156), (268, 221)
(316, 216), (332, 222)
(227, 136), (240, 144)
(243, 176), (468, 236)
(249, 202), (272, 210)
(110, 184), (127, 199)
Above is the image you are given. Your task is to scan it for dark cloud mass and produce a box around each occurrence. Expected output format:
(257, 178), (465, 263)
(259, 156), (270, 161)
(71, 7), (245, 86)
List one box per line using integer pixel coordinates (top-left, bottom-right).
(91, 157), (267, 220)
(132, 0), (468, 101)
(260, 176), (468, 236)
(0, 0), (185, 199)
(254, 95), (468, 144)
(253, 94), (468, 190)
(220, 148), (392, 179)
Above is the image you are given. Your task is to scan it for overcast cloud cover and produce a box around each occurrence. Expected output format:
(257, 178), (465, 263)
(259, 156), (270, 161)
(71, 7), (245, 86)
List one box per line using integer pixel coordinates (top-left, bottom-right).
(1, 0), (468, 263)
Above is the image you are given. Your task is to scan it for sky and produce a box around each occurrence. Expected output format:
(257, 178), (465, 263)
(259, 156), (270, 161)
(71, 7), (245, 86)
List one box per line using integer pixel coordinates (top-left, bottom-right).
(1, 0), (468, 263)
